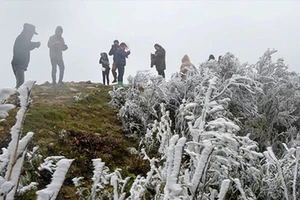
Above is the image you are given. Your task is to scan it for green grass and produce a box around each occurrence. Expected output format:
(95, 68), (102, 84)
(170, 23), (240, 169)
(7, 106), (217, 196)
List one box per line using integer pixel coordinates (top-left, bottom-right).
(0, 82), (149, 200)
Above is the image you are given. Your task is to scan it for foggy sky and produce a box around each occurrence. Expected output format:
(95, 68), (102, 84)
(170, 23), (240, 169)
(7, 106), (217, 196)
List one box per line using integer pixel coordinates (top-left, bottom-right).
(0, 0), (299, 88)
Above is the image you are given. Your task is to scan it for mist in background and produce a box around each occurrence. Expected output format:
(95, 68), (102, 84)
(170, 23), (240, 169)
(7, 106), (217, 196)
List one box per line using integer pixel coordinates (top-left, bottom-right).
(0, 1), (299, 87)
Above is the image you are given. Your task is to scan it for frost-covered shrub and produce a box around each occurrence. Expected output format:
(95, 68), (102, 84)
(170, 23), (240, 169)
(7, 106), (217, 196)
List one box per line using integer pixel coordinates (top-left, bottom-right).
(109, 71), (187, 134)
(108, 49), (300, 199)
(133, 76), (264, 199)
(73, 158), (130, 200)
(111, 49), (300, 152)
(247, 49), (300, 152)
(260, 146), (298, 200)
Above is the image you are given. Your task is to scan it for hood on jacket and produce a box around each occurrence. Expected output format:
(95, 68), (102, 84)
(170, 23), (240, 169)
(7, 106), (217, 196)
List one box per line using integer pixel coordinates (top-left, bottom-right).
(182, 55), (191, 63)
(181, 54), (196, 71)
(55, 26), (63, 36)
(101, 52), (108, 60)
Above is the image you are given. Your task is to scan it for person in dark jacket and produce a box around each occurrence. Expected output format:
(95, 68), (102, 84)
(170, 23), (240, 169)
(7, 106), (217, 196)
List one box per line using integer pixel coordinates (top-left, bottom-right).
(108, 39), (119, 83)
(48, 26), (68, 85)
(115, 42), (130, 87)
(99, 52), (110, 85)
(153, 44), (166, 78)
(11, 23), (41, 88)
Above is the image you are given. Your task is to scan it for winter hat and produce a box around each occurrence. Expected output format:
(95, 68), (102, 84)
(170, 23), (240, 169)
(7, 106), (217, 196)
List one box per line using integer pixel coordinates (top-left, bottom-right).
(23, 23), (38, 35)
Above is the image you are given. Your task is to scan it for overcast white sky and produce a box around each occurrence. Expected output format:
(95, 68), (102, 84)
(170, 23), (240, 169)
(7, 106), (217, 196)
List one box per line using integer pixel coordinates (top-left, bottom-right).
(0, 0), (299, 87)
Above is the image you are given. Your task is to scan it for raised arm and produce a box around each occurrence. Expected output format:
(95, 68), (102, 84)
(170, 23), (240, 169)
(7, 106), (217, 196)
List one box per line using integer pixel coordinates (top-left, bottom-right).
(109, 45), (115, 56)
(119, 49), (130, 57)
(29, 42), (40, 50)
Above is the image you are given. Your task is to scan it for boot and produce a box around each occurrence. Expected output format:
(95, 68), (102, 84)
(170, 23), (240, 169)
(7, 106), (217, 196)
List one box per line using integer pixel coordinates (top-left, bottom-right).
(118, 81), (122, 87)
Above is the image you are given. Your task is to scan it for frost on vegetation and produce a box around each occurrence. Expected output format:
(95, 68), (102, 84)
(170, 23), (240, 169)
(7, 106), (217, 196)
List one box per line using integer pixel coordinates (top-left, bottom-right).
(18, 182), (38, 195)
(73, 95), (82, 102)
(0, 81), (37, 200)
(2, 50), (300, 199)
(72, 159), (131, 200)
(36, 159), (74, 200)
(0, 88), (16, 121)
(72, 177), (84, 187)
(38, 156), (66, 173)
(104, 49), (300, 199)
(0, 82), (73, 200)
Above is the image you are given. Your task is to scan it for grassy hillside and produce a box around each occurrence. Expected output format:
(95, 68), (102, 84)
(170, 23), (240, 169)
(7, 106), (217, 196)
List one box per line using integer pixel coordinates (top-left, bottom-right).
(0, 82), (148, 199)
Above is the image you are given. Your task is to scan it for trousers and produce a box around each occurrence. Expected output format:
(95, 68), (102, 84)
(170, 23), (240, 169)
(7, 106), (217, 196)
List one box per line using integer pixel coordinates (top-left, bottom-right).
(51, 59), (65, 83)
(117, 64), (125, 82)
(12, 67), (25, 88)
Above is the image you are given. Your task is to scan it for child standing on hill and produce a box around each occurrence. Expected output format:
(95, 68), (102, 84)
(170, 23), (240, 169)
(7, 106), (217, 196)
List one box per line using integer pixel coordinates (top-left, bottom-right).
(99, 52), (110, 85)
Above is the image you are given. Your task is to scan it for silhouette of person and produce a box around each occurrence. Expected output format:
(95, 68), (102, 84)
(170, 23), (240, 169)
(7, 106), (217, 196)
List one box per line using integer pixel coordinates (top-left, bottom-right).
(48, 26), (68, 85)
(11, 23), (41, 88)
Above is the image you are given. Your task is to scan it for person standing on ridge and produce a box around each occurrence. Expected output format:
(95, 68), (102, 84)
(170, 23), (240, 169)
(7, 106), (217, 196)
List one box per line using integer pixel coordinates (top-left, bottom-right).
(180, 54), (196, 80)
(99, 52), (110, 85)
(48, 26), (68, 85)
(11, 23), (41, 88)
(153, 44), (166, 78)
(109, 39), (119, 83)
(115, 42), (130, 87)
(208, 54), (215, 61)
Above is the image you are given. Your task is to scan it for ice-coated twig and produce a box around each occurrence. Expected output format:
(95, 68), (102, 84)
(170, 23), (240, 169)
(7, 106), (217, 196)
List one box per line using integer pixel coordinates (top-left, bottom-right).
(90, 158), (105, 200)
(218, 179), (231, 200)
(36, 159), (74, 200)
(190, 140), (213, 198)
